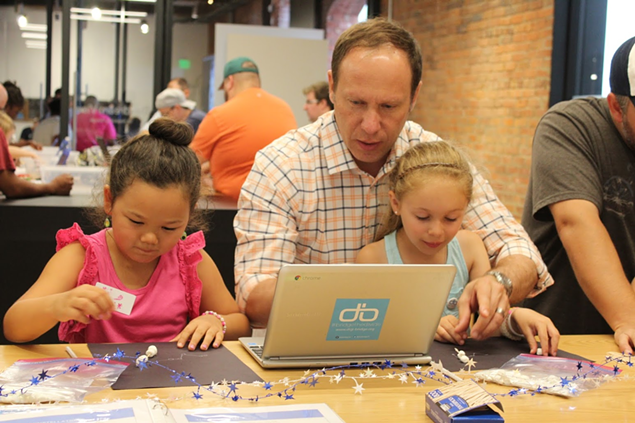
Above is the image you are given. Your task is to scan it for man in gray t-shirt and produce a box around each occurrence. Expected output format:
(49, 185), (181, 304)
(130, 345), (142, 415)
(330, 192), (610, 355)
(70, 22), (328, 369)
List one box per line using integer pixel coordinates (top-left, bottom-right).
(522, 36), (635, 354)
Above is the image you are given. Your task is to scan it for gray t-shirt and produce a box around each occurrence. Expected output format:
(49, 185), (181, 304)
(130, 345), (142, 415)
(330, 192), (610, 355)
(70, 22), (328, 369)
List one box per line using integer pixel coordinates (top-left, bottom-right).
(186, 109), (206, 134)
(522, 97), (635, 334)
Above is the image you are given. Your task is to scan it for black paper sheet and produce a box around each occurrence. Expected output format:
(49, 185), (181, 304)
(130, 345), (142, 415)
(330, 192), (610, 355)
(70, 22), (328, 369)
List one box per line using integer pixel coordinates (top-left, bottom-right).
(428, 338), (589, 372)
(88, 342), (262, 390)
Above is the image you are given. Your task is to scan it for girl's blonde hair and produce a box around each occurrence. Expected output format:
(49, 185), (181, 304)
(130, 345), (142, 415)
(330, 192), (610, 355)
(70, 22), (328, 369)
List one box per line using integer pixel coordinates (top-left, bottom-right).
(0, 111), (16, 136)
(375, 140), (473, 241)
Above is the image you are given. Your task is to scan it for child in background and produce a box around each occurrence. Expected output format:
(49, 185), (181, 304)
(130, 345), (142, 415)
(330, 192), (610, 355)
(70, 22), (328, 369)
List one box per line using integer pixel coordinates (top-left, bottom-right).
(0, 111), (39, 162)
(3, 118), (251, 349)
(356, 141), (559, 355)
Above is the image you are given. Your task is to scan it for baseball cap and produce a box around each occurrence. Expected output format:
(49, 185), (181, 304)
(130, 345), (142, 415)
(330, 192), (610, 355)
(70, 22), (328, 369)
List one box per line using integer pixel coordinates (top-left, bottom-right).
(155, 88), (196, 110)
(609, 36), (635, 106)
(218, 57), (259, 90)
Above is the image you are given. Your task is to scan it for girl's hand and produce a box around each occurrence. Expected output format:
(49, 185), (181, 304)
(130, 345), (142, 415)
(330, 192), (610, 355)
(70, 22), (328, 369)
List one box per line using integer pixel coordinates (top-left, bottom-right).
(511, 308), (560, 356)
(435, 315), (466, 345)
(52, 285), (114, 324)
(172, 314), (225, 351)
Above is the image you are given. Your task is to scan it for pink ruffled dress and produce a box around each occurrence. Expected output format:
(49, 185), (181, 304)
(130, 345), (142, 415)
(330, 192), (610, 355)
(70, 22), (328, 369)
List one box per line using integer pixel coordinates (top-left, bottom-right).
(56, 223), (205, 344)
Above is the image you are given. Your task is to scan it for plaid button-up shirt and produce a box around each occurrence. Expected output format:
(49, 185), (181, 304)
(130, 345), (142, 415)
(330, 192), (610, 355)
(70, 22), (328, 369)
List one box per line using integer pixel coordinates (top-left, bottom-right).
(234, 111), (552, 311)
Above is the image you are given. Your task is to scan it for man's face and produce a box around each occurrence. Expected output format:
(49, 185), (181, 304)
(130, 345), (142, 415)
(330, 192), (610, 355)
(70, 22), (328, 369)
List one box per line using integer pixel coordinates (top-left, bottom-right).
(621, 100), (635, 151)
(303, 91), (323, 122)
(329, 45), (419, 177)
(159, 105), (186, 122)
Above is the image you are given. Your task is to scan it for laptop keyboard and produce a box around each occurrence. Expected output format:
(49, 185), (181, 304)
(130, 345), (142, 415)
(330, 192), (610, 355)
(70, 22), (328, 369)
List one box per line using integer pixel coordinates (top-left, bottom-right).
(249, 345), (264, 358)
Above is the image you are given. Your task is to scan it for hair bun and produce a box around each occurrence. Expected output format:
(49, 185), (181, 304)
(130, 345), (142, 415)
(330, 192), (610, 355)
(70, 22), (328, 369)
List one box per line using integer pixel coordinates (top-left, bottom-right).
(149, 117), (194, 146)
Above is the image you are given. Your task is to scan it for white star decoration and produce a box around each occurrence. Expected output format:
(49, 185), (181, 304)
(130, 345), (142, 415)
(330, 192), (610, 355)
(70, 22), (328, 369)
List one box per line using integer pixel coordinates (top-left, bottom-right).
(353, 382), (365, 394)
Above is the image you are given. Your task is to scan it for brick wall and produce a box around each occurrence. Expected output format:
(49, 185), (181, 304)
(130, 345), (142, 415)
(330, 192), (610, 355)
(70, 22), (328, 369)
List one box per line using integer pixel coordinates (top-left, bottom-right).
(381, 0), (554, 218)
(326, 0), (367, 58)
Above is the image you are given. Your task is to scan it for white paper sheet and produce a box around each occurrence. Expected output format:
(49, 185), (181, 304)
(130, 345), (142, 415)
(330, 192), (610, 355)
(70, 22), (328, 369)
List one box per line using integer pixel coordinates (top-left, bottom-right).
(169, 403), (345, 423)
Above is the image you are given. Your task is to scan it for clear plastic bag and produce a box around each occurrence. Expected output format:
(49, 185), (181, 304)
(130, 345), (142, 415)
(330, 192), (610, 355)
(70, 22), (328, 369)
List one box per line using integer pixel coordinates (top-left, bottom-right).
(473, 354), (619, 397)
(0, 358), (127, 404)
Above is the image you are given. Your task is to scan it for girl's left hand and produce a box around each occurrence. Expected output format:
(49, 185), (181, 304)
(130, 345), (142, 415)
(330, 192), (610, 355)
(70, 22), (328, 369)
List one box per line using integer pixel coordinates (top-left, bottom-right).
(171, 314), (225, 351)
(511, 308), (560, 356)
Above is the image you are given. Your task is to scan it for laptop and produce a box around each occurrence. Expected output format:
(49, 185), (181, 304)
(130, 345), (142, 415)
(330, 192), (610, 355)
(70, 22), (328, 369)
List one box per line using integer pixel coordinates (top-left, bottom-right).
(239, 263), (456, 369)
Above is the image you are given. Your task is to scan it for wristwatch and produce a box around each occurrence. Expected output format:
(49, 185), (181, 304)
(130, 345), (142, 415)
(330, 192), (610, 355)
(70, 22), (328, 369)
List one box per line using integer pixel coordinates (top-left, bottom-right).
(486, 270), (513, 298)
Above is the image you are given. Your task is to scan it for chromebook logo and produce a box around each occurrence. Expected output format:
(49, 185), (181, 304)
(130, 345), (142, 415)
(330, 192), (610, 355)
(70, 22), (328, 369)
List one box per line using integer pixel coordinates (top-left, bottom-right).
(295, 275), (301, 280)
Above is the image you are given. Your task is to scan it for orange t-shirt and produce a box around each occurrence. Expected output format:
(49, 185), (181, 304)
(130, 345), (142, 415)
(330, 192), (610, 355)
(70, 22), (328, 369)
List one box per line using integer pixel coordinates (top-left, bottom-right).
(190, 87), (297, 200)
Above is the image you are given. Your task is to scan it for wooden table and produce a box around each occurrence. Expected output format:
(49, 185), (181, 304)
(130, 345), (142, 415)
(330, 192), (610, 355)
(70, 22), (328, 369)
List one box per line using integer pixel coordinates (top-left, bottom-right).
(0, 336), (632, 422)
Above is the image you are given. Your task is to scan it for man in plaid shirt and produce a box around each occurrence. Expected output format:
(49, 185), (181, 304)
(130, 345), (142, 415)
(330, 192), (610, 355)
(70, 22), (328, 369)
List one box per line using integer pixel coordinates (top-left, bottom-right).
(234, 18), (553, 338)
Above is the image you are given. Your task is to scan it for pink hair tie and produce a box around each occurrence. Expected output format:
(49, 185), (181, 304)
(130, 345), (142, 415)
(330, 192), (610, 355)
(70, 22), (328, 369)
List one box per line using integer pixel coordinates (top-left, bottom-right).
(202, 310), (227, 334)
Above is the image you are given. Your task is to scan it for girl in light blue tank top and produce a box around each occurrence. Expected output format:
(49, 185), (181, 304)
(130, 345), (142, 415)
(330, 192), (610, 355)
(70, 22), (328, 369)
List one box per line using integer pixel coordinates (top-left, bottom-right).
(356, 141), (560, 355)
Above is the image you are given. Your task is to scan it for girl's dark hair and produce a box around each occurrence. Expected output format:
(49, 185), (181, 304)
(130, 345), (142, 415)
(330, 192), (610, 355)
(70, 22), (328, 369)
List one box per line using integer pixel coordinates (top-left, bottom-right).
(90, 118), (207, 231)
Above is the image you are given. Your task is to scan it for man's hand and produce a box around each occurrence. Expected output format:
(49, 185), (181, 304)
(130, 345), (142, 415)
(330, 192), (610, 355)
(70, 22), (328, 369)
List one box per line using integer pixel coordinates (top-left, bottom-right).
(455, 274), (509, 340)
(49, 174), (74, 195)
(614, 324), (635, 355)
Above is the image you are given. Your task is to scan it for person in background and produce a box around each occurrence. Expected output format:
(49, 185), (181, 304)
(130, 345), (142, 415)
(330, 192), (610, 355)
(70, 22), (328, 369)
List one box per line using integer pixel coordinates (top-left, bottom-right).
(190, 57), (296, 200)
(33, 98), (72, 146)
(0, 85), (73, 198)
(75, 95), (117, 152)
(302, 81), (333, 123)
(141, 77), (192, 133)
(234, 18), (552, 334)
(522, 35), (635, 354)
(356, 140), (559, 355)
(126, 117), (141, 140)
(0, 111), (38, 162)
(2, 81), (42, 150)
(3, 118), (251, 347)
(154, 88), (206, 133)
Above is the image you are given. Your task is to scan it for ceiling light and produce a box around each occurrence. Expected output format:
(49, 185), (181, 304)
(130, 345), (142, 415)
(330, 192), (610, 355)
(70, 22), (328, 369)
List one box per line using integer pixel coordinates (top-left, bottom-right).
(17, 14), (28, 27)
(26, 40), (47, 49)
(20, 23), (47, 32)
(70, 14), (141, 24)
(21, 32), (47, 39)
(71, 7), (147, 17)
(140, 20), (149, 34)
(91, 7), (102, 19)
(208, 0), (214, 4)
(191, 5), (198, 20)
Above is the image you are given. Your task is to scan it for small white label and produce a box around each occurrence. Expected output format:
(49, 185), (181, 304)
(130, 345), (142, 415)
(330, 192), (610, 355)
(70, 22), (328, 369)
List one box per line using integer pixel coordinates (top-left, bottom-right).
(96, 282), (136, 315)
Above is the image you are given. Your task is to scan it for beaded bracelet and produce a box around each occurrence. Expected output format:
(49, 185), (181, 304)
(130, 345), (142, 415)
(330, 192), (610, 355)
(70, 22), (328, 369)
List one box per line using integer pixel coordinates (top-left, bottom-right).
(499, 307), (524, 341)
(202, 310), (227, 334)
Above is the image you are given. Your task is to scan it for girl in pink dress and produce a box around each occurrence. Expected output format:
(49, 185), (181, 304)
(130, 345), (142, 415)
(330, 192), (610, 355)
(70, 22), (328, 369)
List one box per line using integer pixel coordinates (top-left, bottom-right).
(4, 118), (250, 350)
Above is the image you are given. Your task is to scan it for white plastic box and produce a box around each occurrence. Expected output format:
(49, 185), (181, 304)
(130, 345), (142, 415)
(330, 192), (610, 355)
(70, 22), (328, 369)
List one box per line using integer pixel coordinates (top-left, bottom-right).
(40, 165), (108, 196)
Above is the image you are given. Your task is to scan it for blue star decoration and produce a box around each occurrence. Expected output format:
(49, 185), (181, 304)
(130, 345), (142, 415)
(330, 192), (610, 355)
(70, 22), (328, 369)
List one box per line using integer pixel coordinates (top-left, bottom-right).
(308, 378), (319, 387)
(30, 376), (40, 386)
(576, 362), (583, 371)
(38, 370), (50, 381)
(137, 360), (148, 371)
(69, 364), (80, 373)
(171, 372), (186, 384)
(284, 393), (294, 400)
(228, 382), (238, 393)
(613, 365), (620, 376)
(263, 381), (273, 390)
(113, 348), (125, 359)
(560, 377), (569, 387)
(192, 391), (203, 400)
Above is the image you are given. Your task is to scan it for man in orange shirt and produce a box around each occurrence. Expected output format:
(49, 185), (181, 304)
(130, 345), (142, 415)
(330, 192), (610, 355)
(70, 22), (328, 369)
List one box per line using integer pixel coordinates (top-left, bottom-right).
(190, 57), (296, 200)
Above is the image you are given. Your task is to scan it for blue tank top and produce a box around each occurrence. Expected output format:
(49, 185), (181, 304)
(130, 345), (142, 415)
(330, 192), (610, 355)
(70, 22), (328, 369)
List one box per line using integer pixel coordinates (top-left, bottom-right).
(384, 231), (469, 318)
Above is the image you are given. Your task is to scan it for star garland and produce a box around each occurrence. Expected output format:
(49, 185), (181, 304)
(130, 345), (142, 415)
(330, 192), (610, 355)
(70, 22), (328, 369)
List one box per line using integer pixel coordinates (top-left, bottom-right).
(0, 348), (631, 404)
